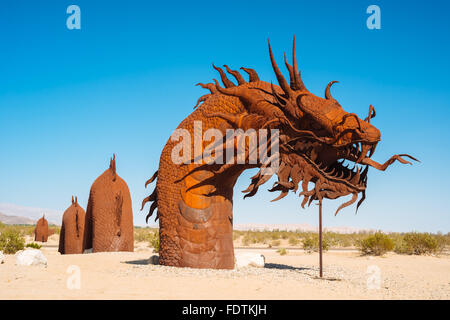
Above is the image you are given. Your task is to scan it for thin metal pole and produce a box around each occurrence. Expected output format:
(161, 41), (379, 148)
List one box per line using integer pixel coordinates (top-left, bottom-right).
(319, 200), (323, 278)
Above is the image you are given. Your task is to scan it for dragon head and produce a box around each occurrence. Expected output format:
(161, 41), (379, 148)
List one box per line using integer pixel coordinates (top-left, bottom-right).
(203, 38), (418, 215)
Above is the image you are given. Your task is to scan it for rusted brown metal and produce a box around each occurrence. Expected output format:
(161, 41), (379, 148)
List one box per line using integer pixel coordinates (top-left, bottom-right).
(83, 155), (134, 253)
(319, 200), (323, 278)
(34, 215), (48, 243)
(58, 196), (85, 254)
(142, 37), (418, 270)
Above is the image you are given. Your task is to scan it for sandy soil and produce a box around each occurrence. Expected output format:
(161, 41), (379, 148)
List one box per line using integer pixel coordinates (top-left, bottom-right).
(0, 235), (449, 300)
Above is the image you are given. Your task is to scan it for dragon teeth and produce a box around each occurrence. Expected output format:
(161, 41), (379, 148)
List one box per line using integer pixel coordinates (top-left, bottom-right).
(350, 166), (360, 184)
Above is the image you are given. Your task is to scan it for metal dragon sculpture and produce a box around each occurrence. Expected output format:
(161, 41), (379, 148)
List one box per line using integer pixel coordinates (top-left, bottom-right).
(142, 38), (417, 269)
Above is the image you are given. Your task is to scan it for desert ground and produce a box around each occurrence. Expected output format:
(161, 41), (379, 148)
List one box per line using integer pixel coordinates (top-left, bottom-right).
(1, 234), (449, 300)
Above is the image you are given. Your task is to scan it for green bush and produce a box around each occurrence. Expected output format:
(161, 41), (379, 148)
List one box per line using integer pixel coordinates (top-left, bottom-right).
(277, 248), (287, 255)
(26, 242), (42, 249)
(134, 227), (159, 243)
(270, 233), (280, 240)
(395, 232), (443, 255)
(302, 235), (330, 253)
(0, 228), (25, 254)
(149, 232), (160, 253)
(280, 232), (289, 240)
(0, 223), (35, 237)
(357, 232), (394, 256)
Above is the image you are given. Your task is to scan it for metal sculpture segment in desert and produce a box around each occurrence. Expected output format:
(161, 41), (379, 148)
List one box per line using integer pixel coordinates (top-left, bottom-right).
(58, 196), (86, 254)
(83, 155), (134, 252)
(142, 37), (418, 271)
(34, 214), (49, 243)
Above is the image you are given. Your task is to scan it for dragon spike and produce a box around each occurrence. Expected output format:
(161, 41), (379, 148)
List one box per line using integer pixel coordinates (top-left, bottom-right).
(350, 166), (360, 184)
(368, 142), (377, 158)
(110, 154), (117, 181)
(268, 39), (293, 98)
(292, 35), (307, 91)
(193, 94), (209, 109)
(223, 65), (246, 85)
(240, 67), (260, 82)
(212, 64), (235, 88)
(334, 193), (358, 216)
(365, 105), (376, 123)
(145, 171), (158, 188)
(72, 196), (74, 204)
(284, 52), (296, 89)
(271, 81), (288, 106)
(146, 201), (158, 224)
(361, 165), (369, 182)
(196, 82), (217, 94)
(325, 80), (339, 101)
(355, 190), (366, 214)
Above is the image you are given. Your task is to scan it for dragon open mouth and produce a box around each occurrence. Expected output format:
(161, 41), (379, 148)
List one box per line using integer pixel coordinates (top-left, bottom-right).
(287, 140), (379, 190)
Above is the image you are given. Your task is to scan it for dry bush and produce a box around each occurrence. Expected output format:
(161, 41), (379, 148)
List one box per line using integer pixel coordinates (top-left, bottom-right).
(271, 240), (281, 247)
(0, 227), (25, 254)
(302, 235), (330, 253)
(288, 236), (299, 246)
(395, 232), (444, 255)
(357, 232), (394, 256)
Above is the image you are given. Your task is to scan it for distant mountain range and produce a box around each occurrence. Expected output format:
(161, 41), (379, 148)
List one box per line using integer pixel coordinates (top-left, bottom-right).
(234, 223), (375, 234)
(0, 212), (36, 225)
(0, 203), (61, 226)
(0, 203), (375, 233)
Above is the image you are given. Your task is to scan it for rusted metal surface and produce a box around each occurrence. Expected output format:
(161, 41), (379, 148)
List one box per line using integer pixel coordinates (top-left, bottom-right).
(142, 38), (417, 269)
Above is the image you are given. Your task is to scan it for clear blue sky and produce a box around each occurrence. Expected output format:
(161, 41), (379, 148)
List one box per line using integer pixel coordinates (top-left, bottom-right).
(0, 0), (449, 232)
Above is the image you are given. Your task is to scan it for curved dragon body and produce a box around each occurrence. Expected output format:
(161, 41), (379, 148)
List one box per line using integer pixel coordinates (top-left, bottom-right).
(142, 38), (418, 269)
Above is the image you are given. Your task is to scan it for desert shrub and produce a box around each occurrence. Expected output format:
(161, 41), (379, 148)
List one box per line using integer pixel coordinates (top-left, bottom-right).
(134, 227), (158, 243)
(134, 229), (150, 242)
(277, 248), (287, 255)
(271, 240), (281, 247)
(394, 232), (443, 255)
(148, 231), (159, 252)
(335, 235), (352, 247)
(288, 236), (299, 246)
(250, 232), (266, 244)
(26, 242), (42, 249)
(0, 224), (35, 237)
(242, 234), (252, 246)
(302, 235), (330, 253)
(357, 232), (394, 256)
(0, 228), (25, 254)
(434, 232), (449, 251)
(149, 231), (160, 253)
(270, 232), (281, 240)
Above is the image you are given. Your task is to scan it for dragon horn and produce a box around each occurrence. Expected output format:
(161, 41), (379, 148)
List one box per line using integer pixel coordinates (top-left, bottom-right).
(268, 39), (293, 98)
